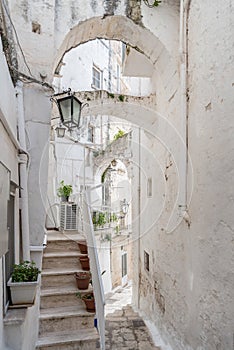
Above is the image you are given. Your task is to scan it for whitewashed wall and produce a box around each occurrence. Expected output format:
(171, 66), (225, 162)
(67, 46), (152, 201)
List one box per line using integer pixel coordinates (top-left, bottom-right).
(0, 36), (18, 349)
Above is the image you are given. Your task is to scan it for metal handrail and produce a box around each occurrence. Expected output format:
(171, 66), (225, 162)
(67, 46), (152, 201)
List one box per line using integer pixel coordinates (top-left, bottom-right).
(82, 191), (105, 350)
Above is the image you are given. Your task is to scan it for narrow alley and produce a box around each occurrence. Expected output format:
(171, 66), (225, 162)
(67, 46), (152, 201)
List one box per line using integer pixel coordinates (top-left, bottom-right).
(103, 284), (160, 350)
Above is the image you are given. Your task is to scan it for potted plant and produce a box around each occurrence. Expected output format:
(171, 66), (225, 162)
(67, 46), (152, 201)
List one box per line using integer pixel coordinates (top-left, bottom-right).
(74, 271), (91, 290)
(79, 255), (90, 271)
(76, 292), (95, 312)
(57, 180), (73, 202)
(77, 240), (88, 254)
(7, 260), (41, 305)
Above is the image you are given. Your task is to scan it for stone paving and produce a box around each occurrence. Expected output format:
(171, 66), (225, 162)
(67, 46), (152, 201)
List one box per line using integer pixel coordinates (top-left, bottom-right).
(102, 284), (161, 350)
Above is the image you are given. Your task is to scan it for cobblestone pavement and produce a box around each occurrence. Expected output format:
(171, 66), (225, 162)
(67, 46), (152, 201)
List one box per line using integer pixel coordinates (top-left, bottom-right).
(103, 284), (161, 350)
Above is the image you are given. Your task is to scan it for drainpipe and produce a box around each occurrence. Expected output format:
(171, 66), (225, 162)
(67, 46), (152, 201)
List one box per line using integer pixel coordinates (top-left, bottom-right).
(137, 127), (141, 309)
(83, 146), (86, 191)
(16, 81), (30, 261)
(178, 0), (191, 217)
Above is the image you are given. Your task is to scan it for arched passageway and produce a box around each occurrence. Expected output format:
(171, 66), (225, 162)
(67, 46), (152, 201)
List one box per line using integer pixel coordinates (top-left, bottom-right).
(54, 15), (178, 102)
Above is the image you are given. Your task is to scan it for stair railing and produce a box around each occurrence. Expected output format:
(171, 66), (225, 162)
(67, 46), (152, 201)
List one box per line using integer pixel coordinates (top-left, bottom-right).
(82, 189), (106, 350)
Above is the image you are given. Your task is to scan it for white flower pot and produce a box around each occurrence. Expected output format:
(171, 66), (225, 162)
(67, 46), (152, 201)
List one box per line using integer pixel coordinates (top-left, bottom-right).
(7, 277), (39, 305)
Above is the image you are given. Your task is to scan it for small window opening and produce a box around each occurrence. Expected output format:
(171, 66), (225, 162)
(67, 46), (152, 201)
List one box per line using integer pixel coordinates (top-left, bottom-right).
(88, 125), (94, 143)
(32, 22), (41, 34)
(92, 65), (102, 89)
(144, 251), (149, 272)
(147, 177), (152, 197)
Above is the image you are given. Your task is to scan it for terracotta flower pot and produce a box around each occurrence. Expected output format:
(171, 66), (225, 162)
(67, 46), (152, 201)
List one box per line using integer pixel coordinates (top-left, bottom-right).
(79, 256), (90, 271)
(83, 293), (95, 312)
(74, 272), (90, 290)
(77, 241), (88, 254)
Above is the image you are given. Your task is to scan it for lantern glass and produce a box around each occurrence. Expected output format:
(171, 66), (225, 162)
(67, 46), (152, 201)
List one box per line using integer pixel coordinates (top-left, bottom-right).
(72, 97), (82, 125)
(55, 125), (66, 138)
(121, 199), (129, 215)
(59, 98), (71, 123)
(57, 95), (82, 129)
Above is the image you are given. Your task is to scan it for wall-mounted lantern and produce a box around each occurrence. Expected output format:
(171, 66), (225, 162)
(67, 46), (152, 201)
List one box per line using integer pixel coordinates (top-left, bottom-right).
(55, 124), (66, 138)
(57, 94), (82, 129)
(121, 198), (129, 216)
(51, 89), (85, 131)
(111, 159), (117, 167)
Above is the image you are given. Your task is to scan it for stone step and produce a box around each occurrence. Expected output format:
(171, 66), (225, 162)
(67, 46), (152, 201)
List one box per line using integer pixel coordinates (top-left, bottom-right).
(39, 305), (96, 336)
(36, 329), (99, 350)
(45, 239), (79, 253)
(42, 251), (83, 270)
(40, 285), (92, 309)
(41, 268), (84, 288)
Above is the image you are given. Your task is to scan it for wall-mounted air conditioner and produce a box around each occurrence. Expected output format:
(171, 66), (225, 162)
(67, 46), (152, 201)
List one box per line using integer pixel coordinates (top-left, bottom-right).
(60, 203), (78, 231)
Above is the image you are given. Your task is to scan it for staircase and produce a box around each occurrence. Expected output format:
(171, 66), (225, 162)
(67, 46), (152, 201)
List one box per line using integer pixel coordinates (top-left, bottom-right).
(36, 231), (99, 350)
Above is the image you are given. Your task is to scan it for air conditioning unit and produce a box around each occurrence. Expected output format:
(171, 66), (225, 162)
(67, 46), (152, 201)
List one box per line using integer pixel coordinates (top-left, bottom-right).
(60, 203), (78, 230)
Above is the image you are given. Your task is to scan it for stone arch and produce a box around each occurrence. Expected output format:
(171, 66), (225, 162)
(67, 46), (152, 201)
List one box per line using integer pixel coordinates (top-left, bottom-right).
(74, 90), (156, 130)
(53, 16), (178, 100)
(72, 90), (193, 232)
(94, 148), (132, 181)
(73, 90), (183, 167)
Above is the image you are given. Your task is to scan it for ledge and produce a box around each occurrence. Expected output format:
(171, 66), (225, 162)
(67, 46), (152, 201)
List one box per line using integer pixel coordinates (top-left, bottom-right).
(3, 308), (28, 326)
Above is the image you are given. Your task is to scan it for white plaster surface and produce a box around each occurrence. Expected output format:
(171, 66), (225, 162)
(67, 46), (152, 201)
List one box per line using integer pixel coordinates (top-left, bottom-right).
(0, 39), (17, 137)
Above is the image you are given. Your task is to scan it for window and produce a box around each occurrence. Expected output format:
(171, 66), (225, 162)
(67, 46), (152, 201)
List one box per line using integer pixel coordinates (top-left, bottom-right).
(92, 65), (102, 89)
(147, 177), (152, 197)
(144, 251), (149, 272)
(88, 125), (94, 143)
(122, 252), (127, 278)
(122, 250), (128, 286)
(122, 43), (126, 64)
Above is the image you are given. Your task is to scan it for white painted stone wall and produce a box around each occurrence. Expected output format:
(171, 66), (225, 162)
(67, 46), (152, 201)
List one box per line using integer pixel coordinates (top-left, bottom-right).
(23, 84), (51, 246)
(0, 36), (18, 349)
(0, 39), (18, 183)
(131, 2), (234, 350)
(184, 2), (234, 348)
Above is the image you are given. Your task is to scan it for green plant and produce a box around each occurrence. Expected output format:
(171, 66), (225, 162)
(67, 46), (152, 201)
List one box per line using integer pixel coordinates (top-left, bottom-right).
(11, 261), (41, 282)
(110, 213), (118, 222)
(143, 0), (161, 7)
(101, 168), (108, 183)
(57, 180), (73, 197)
(118, 95), (125, 102)
(115, 225), (120, 235)
(92, 211), (107, 227)
(92, 212), (98, 226)
(97, 212), (107, 227)
(152, 0), (161, 6)
(113, 129), (125, 141)
(105, 234), (111, 241)
(108, 92), (115, 99)
(76, 291), (94, 299)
